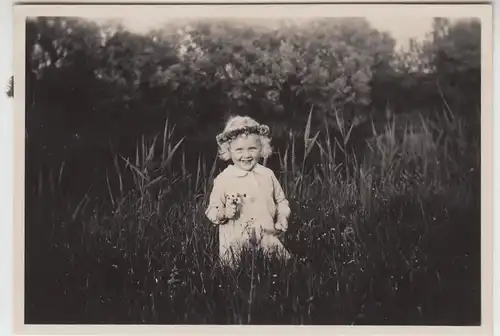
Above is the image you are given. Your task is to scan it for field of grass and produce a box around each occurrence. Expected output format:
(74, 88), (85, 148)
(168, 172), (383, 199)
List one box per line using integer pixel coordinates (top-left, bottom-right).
(25, 107), (481, 325)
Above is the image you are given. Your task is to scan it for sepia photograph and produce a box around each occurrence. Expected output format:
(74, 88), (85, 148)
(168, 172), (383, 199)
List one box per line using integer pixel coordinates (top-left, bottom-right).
(11, 2), (493, 334)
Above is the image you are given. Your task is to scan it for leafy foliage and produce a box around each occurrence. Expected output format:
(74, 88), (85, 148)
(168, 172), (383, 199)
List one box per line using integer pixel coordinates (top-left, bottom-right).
(383, 18), (481, 117)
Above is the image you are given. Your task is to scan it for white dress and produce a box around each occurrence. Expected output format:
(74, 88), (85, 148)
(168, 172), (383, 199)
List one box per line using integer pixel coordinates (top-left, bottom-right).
(205, 163), (291, 266)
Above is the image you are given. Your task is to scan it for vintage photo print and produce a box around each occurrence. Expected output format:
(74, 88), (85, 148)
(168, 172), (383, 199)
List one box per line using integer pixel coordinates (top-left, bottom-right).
(12, 2), (493, 335)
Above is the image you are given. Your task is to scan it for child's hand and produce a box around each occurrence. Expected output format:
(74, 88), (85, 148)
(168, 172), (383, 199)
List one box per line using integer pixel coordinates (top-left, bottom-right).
(224, 193), (241, 220)
(225, 203), (238, 219)
(274, 220), (288, 232)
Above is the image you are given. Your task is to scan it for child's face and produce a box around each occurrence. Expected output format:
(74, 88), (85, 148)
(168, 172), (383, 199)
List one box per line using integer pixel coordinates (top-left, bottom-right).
(229, 134), (262, 171)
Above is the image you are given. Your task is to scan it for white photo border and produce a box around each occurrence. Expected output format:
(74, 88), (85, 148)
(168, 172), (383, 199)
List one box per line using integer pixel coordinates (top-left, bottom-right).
(11, 3), (494, 336)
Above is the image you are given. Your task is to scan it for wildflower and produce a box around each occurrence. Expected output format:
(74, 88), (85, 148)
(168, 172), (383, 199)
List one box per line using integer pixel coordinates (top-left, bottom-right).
(226, 193), (243, 206)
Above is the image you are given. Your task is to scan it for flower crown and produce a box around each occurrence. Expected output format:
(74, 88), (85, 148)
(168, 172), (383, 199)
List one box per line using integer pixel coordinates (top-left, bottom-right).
(216, 124), (270, 146)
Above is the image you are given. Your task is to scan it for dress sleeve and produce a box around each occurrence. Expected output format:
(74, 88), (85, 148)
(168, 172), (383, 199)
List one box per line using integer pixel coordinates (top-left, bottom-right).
(205, 175), (227, 225)
(271, 172), (291, 223)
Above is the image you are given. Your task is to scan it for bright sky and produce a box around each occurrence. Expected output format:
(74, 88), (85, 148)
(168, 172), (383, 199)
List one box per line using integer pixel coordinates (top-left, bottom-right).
(366, 17), (433, 49)
(111, 16), (434, 50)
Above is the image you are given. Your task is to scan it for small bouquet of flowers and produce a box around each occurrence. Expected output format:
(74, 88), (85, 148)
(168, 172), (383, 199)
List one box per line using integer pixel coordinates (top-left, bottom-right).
(214, 193), (245, 224)
(226, 193), (243, 210)
(218, 193), (244, 223)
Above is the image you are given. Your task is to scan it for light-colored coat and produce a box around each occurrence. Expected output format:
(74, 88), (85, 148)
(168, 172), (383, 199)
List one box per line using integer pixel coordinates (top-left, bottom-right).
(205, 163), (291, 266)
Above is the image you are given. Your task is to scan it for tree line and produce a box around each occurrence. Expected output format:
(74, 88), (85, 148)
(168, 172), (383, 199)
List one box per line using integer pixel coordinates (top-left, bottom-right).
(21, 16), (481, 197)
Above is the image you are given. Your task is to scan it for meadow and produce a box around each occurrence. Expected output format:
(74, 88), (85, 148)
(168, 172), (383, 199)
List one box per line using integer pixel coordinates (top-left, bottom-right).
(25, 105), (481, 325)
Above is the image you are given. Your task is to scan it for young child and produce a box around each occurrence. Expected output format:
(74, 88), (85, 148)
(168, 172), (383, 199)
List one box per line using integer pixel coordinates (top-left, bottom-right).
(205, 116), (291, 267)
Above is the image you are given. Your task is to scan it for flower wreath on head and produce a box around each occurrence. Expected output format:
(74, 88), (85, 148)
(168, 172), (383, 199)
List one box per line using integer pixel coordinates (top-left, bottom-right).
(216, 124), (270, 146)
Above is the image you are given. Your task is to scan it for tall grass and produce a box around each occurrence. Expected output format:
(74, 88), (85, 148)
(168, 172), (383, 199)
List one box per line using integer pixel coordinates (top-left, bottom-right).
(25, 107), (481, 325)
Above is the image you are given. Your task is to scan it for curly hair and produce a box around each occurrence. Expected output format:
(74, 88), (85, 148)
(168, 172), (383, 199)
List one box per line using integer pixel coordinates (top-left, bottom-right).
(216, 115), (273, 161)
